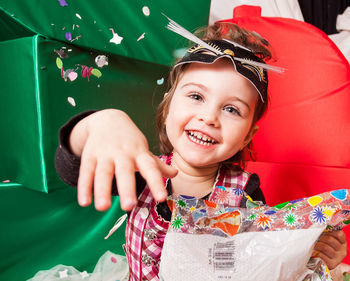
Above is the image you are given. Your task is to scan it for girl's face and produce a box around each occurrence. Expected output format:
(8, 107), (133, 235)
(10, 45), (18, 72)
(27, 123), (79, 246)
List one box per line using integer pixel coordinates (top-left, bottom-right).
(165, 59), (259, 169)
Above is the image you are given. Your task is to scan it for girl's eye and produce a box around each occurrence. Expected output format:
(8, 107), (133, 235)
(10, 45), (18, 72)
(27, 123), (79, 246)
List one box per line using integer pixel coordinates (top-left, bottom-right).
(224, 105), (241, 116)
(189, 92), (203, 101)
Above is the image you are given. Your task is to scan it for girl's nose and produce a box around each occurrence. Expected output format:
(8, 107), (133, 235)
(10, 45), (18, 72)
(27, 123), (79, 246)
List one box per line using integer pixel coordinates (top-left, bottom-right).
(197, 107), (220, 127)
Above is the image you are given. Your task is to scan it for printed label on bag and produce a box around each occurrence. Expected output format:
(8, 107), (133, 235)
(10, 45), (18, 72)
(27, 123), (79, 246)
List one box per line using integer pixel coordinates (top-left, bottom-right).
(208, 241), (236, 279)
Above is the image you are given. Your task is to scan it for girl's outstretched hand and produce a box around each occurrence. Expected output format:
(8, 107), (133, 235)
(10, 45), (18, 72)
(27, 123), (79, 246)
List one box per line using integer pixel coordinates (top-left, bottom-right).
(69, 109), (178, 212)
(313, 230), (347, 270)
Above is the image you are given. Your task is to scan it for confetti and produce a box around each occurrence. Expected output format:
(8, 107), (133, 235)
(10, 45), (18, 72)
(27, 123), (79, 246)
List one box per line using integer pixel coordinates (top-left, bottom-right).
(56, 57), (63, 69)
(54, 49), (69, 58)
(65, 32), (72, 41)
(95, 55), (108, 68)
(67, 70), (78, 81)
(81, 65), (93, 81)
(91, 68), (102, 78)
(137, 32), (145, 41)
(109, 28), (123, 45)
(142, 6), (150, 16)
(157, 77), (164, 85)
(76, 13), (82, 20)
(71, 35), (82, 42)
(67, 97), (76, 107)
(61, 69), (78, 82)
(57, 0), (68, 7)
(111, 257), (117, 263)
(2, 180), (10, 183)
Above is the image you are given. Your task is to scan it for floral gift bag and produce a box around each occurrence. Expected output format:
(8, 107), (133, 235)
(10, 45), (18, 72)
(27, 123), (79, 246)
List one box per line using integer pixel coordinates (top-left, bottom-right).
(159, 189), (350, 281)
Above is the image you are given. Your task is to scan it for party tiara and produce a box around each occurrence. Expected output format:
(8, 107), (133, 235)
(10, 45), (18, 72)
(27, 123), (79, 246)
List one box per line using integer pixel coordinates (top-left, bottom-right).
(162, 13), (284, 73)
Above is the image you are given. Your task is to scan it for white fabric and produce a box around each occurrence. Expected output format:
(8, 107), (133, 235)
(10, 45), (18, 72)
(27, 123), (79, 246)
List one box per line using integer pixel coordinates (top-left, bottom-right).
(27, 251), (129, 281)
(208, 0), (304, 25)
(159, 228), (324, 281)
(329, 7), (350, 64)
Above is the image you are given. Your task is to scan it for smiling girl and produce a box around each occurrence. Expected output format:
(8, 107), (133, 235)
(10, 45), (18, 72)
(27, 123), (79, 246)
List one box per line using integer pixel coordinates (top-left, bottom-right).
(55, 22), (347, 280)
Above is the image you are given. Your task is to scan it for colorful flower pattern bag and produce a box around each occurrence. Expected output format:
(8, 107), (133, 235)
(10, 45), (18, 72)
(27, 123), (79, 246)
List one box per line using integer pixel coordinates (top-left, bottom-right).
(159, 188), (350, 281)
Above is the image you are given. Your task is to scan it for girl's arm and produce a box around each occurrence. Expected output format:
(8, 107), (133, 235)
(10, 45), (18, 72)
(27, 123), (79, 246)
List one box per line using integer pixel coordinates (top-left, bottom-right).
(58, 109), (177, 211)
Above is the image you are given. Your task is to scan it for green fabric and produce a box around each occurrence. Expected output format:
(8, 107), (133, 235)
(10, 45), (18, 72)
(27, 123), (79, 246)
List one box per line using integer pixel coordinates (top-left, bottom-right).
(0, 183), (126, 280)
(0, 7), (35, 41)
(0, 35), (168, 192)
(0, 0), (211, 66)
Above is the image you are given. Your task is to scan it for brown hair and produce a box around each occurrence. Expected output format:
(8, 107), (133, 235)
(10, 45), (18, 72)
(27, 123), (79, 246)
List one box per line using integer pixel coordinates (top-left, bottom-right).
(156, 22), (272, 168)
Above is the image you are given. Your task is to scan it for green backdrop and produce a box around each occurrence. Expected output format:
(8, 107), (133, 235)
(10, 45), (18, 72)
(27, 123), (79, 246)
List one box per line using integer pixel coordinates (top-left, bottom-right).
(0, 0), (210, 280)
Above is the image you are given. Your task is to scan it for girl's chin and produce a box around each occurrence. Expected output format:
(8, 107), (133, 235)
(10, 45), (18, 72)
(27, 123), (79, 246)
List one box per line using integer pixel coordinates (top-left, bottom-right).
(180, 155), (219, 169)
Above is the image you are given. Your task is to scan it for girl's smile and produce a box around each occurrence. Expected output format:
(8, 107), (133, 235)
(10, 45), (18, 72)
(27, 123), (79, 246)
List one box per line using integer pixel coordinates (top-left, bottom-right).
(186, 130), (218, 146)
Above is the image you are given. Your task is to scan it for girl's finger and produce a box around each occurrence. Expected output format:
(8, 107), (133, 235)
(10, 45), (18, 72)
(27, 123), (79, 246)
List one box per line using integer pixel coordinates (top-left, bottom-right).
(77, 153), (96, 207)
(314, 241), (336, 260)
(93, 158), (114, 211)
(114, 157), (137, 211)
(318, 234), (342, 251)
(328, 230), (347, 244)
(136, 153), (168, 202)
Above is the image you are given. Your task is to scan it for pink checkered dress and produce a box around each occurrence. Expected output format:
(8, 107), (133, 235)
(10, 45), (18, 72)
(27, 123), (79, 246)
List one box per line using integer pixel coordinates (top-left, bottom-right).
(124, 155), (252, 281)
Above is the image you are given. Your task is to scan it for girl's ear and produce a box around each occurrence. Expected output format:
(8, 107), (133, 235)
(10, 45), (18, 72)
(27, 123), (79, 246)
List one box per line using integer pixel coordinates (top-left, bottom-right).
(242, 125), (259, 149)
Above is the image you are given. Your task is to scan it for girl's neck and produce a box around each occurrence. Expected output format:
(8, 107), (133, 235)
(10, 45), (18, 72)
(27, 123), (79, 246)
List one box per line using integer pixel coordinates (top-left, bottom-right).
(170, 152), (220, 198)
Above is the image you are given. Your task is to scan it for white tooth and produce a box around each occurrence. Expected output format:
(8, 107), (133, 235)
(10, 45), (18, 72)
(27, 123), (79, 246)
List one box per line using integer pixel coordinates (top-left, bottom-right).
(200, 141), (204, 145)
(202, 136), (207, 141)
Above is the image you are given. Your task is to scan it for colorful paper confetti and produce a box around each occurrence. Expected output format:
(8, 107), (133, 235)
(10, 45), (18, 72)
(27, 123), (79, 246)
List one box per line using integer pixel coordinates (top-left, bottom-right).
(142, 6), (150, 16)
(81, 65), (93, 81)
(95, 55), (108, 68)
(137, 32), (145, 41)
(76, 13), (82, 20)
(157, 78), (164, 85)
(67, 97), (76, 107)
(57, 0), (68, 7)
(91, 68), (102, 78)
(109, 28), (123, 45)
(56, 57), (63, 69)
(54, 49), (69, 58)
(65, 32), (72, 41)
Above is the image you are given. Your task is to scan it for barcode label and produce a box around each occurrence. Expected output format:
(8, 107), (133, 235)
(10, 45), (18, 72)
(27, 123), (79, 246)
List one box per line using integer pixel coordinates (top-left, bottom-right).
(212, 241), (236, 272)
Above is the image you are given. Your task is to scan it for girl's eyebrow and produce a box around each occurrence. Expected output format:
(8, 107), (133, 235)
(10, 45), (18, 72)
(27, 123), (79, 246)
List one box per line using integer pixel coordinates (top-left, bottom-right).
(181, 82), (208, 91)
